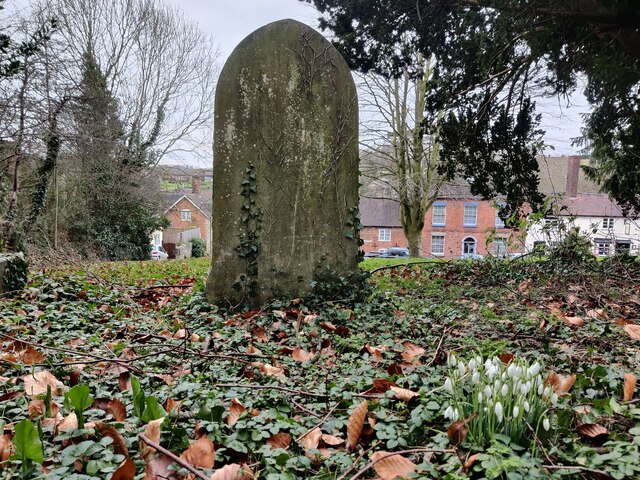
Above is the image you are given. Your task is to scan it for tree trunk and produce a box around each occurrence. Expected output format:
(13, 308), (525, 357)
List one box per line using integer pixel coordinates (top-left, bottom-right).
(405, 225), (423, 258)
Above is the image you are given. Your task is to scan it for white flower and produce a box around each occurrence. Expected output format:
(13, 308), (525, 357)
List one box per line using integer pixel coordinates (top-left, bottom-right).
(524, 400), (530, 413)
(472, 371), (481, 384)
(469, 358), (477, 370)
(458, 362), (466, 377)
(516, 366), (523, 378)
(501, 384), (509, 397)
(484, 385), (493, 400)
(520, 383), (528, 395)
(487, 365), (498, 379)
(543, 418), (550, 431)
(551, 393), (558, 406)
(444, 377), (453, 394)
(448, 354), (457, 368)
(484, 358), (492, 371)
(507, 363), (518, 378)
(537, 384), (544, 396)
(495, 402), (503, 423)
(513, 406), (520, 418)
(494, 379), (502, 392)
(478, 392), (483, 403)
(502, 372), (508, 381)
(452, 409), (460, 422)
(444, 406), (453, 420)
(529, 362), (541, 376)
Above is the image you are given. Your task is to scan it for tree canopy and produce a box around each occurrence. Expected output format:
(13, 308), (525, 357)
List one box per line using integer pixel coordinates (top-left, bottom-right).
(303, 0), (640, 216)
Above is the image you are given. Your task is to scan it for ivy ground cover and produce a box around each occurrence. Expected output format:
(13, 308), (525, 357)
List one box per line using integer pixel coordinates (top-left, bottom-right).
(1, 257), (640, 479)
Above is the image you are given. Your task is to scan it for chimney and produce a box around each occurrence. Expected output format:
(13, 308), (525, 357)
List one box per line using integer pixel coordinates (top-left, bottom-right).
(192, 175), (202, 195)
(566, 156), (580, 199)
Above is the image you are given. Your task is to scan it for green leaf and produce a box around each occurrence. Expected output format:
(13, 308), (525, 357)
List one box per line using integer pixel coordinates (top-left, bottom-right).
(140, 396), (166, 422)
(197, 403), (225, 423)
(12, 419), (43, 464)
(131, 375), (146, 418)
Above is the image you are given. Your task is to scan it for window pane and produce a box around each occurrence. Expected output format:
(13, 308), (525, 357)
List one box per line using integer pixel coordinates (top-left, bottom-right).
(432, 205), (446, 225)
(431, 235), (445, 255)
(464, 205), (477, 226)
(494, 238), (507, 256)
(378, 229), (391, 242)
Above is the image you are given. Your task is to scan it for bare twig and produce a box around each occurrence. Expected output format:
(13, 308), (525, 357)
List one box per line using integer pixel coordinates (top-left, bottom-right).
(296, 403), (340, 441)
(138, 433), (209, 480)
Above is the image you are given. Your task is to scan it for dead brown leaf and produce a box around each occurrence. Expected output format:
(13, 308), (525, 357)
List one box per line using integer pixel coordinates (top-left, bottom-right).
(23, 371), (66, 398)
(300, 427), (322, 456)
(226, 399), (246, 428)
(249, 362), (286, 380)
(111, 457), (135, 480)
(624, 373), (637, 402)
(28, 400), (60, 420)
(208, 464), (253, 480)
(266, 432), (291, 449)
(577, 423), (608, 438)
(447, 413), (477, 445)
(346, 400), (368, 451)
(0, 434), (13, 462)
(291, 347), (314, 362)
(371, 451), (417, 480)
(165, 398), (183, 414)
(109, 398), (127, 421)
(19, 348), (44, 365)
(144, 454), (176, 480)
(58, 412), (78, 432)
(96, 423), (129, 457)
(624, 324), (640, 340)
(564, 316), (585, 327)
(546, 371), (576, 395)
(141, 418), (165, 461)
(181, 434), (215, 469)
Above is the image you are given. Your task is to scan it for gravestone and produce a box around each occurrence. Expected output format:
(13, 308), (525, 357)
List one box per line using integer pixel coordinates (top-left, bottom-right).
(206, 19), (360, 309)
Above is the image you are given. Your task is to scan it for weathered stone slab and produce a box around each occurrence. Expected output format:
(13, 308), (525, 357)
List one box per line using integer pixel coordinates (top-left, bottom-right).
(206, 19), (360, 308)
(0, 252), (27, 295)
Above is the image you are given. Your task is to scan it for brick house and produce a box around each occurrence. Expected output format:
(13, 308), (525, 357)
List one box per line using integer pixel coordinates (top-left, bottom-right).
(162, 178), (212, 256)
(360, 182), (522, 258)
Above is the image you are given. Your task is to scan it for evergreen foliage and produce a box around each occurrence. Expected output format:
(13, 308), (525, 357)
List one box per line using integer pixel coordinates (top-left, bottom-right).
(303, 0), (640, 215)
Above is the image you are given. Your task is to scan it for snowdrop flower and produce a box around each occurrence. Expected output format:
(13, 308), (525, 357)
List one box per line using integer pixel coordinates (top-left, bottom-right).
(478, 392), (483, 403)
(524, 400), (530, 413)
(484, 358), (492, 371)
(520, 383), (529, 395)
(487, 365), (499, 379)
(551, 392), (558, 406)
(501, 384), (509, 397)
(472, 371), (480, 384)
(544, 386), (552, 397)
(516, 366), (523, 378)
(444, 405), (454, 420)
(502, 372), (508, 381)
(484, 385), (493, 400)
(513, 406), (520, 418)
(458, 361), (466, 377)
(469, 358), (477, 370)
(452, 409), (460, 422)
(444, 377), (453, 394)
(448, 354), (457, 368)
(543, 418), (550, 431)
(538, 384), (544, 396)
(494, 379), (502, 392)
(495, 402), (503, 423)
(507, 363), (518, 378)
(529, 362), (541, 376)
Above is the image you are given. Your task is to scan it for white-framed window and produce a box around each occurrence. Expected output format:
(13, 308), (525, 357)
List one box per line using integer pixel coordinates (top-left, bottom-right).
(495, 204), (506, 228)
(431, 235), (445, 255)
(180, 209), (192, 221)
(463, 203), (478, 227)
(432, 203), (446, 226)
(596, 241), (611, 256)
(462, 237), (477, 256)
(544, 216), (558, 226)
(494, 237), (508, 257)
(603, 218), (615, 229)
(378, 229), (391, 242)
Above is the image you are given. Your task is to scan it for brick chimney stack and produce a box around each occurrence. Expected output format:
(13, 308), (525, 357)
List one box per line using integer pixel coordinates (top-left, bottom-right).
(566, 156), (581, 199)
(192, 175), (202, 195)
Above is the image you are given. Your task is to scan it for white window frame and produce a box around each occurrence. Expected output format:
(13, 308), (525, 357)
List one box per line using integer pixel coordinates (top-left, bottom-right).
(431, 235), (445, 256)
(378, 228), (391, 242)
(603, 218), (615, 229)
(180, 209), (192, 221)
(462, 236), (478, 256)
(463, 204), (478, 227)
(495, 204), (506, 228)
(432, 204), (446, 226)
(596, 242), (611, 256)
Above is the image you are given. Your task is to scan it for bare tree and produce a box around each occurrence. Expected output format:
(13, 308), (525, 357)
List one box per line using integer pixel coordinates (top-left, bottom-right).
(359, 54), (444, 257)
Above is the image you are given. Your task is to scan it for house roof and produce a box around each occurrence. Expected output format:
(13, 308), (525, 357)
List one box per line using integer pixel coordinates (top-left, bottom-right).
(162, 189), (212, 219)
(537, 155), (601, 195)
(556, 193), (627, 218)
(359, 198), (402, 227)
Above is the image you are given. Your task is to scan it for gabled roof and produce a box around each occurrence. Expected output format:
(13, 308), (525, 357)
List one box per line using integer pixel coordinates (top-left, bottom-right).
(163, 194), (211, 219)
(555, 193), (629, 218)
(359, 198), (402, 227)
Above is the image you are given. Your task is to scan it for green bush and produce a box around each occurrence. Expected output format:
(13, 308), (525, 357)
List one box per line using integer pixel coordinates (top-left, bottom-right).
(191, 238), (206, 258)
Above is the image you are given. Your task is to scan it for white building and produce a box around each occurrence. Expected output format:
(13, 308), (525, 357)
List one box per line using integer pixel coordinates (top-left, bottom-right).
(525, 156), (640, 256)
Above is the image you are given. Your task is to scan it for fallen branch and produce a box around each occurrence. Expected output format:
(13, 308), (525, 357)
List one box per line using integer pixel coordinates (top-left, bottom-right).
(138, 433), (209, 480)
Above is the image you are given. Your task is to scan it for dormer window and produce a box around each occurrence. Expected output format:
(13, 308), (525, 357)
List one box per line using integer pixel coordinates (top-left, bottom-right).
(180, 209), (192, 221)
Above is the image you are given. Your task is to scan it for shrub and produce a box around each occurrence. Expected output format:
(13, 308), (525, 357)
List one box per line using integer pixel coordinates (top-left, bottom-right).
(191, 238), (206, 258)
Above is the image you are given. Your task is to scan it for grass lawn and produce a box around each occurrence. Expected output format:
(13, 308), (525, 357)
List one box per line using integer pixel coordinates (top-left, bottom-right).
(1, 256), (640, 479)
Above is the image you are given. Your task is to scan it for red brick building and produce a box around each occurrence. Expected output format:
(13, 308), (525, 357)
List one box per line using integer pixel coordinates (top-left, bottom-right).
(360, 182), (524, 258)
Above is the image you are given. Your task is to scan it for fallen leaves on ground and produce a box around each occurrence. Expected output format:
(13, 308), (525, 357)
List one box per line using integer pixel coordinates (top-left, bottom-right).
(371, 451), (417, 480)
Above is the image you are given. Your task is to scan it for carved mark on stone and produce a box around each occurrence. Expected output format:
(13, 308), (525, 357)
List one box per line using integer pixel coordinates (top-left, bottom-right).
(291, 26), (339, 95)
